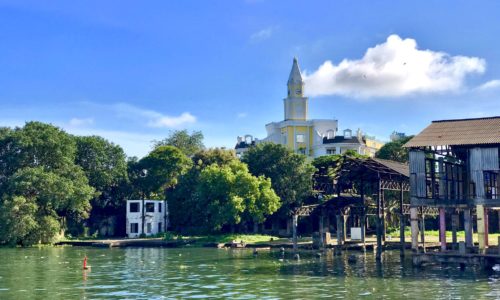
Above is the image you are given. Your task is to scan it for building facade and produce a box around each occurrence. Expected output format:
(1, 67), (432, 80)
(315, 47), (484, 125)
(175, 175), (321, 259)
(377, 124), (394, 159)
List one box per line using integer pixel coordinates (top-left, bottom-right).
(235, 58), (384, 158)
(126, 200), (168, 238)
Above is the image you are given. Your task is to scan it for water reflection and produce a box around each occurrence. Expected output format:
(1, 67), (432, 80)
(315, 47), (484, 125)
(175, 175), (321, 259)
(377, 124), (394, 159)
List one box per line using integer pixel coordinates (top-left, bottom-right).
(0, 247), (500, 299)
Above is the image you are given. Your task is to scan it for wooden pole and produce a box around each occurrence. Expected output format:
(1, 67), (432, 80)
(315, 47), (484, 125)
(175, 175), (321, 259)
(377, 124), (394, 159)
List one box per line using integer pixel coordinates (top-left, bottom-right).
(451, 213), (459, 251)
(410, 207), (419, 252)
(376, 176), (382, 260)
(336, 213), (343, 246)
(439, 208), (446, 251)
(360, 182), (366, 246)
(292, 214), (298, 252)
(319, 211), (324, 248)
(399, 181), (405, 256)
(420, 212), (426, 253)
(464, 209), (473, 248)
(477, 204), (486, 253)
(485, 208), (489, 248)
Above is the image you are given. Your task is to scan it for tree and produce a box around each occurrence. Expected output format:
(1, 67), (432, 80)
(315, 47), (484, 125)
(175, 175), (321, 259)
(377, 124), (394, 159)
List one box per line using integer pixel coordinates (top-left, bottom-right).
(375, 136), (413, 163)
(154, 130), (204, 157)
(194, 160), (280, 232)
(1, 167), (94, 245)
(242, 143), (315, 212)
(0, 122), (95, 245)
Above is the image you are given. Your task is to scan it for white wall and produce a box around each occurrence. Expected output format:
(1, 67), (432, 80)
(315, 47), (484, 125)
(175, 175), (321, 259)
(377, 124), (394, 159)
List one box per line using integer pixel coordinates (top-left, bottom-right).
(126, 200), (168, 238)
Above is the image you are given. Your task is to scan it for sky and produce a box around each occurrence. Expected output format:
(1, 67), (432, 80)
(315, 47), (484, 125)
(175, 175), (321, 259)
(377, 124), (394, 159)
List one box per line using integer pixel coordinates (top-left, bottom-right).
(0, 0), (499, 157)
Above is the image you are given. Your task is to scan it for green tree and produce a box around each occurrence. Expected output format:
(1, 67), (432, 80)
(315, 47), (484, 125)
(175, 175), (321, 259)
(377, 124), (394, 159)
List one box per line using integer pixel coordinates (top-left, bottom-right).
(242, 143), (315, 211)
(0, 196), (38, 246)
(0, 122), (95, 245)
(195, 160), (280, 232)
(375, 136), (413, 163)
(154, 130), (204, 157)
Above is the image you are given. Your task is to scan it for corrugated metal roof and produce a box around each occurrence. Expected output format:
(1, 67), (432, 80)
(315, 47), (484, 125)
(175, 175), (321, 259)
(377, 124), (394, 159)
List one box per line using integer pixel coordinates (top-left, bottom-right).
(371, 158), (409, 177)
(405, 116), (500, 147)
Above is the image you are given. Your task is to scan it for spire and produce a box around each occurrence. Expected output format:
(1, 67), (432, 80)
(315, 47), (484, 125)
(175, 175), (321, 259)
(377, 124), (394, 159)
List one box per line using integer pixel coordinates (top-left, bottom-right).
(287, 57), (303, 84)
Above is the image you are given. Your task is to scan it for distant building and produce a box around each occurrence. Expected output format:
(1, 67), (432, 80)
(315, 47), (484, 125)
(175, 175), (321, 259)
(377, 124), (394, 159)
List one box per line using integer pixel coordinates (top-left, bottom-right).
(126, 200), (168, 238)
(235, 57), (384, 158)
(390, 131), (407, 141)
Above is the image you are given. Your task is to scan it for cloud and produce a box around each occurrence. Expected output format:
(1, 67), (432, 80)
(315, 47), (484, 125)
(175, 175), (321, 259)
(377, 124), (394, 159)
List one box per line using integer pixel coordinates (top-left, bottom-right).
(68, 117), (94, 127)
(112, 103), (196, 128)
(303, 34), (486, 98)
(250, 26), (275, 42)
(478, 79), (500, 91)
(237, 112), (247, 118)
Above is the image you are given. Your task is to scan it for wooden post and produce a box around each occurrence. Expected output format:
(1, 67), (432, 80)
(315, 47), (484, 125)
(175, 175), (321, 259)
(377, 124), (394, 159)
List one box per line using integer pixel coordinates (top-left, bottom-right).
(451, 213), (459, 251)
(439, 208), (446, 251)
(376, 176), (382, 260)
(410, 207), (419, 252)
(360, 182), (366, 246)
(399, 181), (405, 256)
(292, 214), (298, 252)
(485, 208), (489, 248)
(477, 204), (486, 253)
(319, 212), (324, 248)
(342, 214), (347, 242)
(336, 213), (343, 246)
(464, 209), (473, 248)
(420, 212), (426, 253)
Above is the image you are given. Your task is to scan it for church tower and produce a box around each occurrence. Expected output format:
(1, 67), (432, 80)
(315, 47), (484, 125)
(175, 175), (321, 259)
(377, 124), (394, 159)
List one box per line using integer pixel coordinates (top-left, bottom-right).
(284, 57), (308, 121)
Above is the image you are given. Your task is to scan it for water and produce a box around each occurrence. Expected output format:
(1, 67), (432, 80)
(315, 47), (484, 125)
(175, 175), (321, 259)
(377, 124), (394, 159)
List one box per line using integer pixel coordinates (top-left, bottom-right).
(1, 247), (500, 299)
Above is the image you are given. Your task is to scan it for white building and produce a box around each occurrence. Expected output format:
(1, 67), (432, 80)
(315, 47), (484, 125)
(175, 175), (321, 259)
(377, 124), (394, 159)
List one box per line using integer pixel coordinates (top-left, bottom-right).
(126, 200), (168, 238)
(235, 57), (384, 158)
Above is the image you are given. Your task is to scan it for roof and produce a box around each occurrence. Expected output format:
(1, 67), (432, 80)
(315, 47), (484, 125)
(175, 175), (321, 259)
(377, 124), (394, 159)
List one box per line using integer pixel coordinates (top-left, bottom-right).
(405, 116), (500, 147)
(287, 57), (303, 84)
(323, 136), (364, 145)
(371, 158), (409, 177)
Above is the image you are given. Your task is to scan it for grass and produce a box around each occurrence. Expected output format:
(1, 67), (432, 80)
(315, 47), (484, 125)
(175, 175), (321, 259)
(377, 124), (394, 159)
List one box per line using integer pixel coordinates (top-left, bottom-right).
(163, 233), (282, 245)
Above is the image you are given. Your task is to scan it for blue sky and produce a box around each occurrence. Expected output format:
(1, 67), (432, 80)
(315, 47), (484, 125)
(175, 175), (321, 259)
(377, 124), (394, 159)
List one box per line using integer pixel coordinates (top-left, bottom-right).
(1, 0), (499, 157)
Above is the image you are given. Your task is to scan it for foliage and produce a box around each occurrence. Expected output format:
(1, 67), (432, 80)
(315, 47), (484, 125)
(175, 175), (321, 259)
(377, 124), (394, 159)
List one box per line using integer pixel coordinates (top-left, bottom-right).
(132, 145), (192, 199)
(168, 149), (280, 234)
(375, 136), (413, 163)
(0, 122), (95, 246)
(154, 130), (204, 157)
(242, 143), (315, 211)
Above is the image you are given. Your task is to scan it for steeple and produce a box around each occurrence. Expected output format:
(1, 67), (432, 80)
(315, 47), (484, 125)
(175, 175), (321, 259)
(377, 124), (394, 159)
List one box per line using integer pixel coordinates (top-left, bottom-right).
(288, 57), (303, 85)
(287, 57), (304, 98)
(284, 57), (308, 121)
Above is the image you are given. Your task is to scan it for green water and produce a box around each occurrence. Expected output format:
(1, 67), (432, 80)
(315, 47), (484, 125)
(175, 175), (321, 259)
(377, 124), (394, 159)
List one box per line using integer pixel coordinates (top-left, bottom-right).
(0, 247), (499, 299)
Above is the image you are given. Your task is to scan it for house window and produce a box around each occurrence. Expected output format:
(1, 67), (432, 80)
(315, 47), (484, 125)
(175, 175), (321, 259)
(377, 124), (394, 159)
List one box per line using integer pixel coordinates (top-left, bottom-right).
(145, 203), (155, 213)
(130, 223), (139, 234)
(129, 202), (140, 213)
(146, 223), (152, 234)
(326, 148), (336, 155)
(296, 134), (305, 143)
(158, 222), (163, 232)
(158, 203), (162, 213)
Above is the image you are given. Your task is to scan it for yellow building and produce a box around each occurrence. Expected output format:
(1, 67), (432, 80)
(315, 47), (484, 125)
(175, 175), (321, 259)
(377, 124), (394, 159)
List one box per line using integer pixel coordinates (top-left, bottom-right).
(235, 58), (384, 158)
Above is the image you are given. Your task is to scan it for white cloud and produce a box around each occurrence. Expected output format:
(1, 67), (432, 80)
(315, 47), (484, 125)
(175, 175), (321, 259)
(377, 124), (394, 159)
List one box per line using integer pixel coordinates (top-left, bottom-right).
(237, 112), (247, 118)
(303, 34), (486, 98)
(68, 117), (94, 127)
(112, 103), (196, 128)
(250, 26), (275, 42)
(478, 79), (500, 91)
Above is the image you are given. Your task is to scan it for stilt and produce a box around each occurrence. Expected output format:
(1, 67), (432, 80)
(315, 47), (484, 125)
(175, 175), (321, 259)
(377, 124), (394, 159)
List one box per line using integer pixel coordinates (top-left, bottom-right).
(342, 214), (347, 242)
(485, 208), (489, 248)
(336, 213), (343, 246)
(439, 208), (446, 251)
(451, 213), (459, 251)
(477, 205), (487, 253)
(360, 213), (366, 246)
(319, 212), (324, 248)
(464, 209), (473, 248)
(410, 207), (419, 252)
(420, 213), (426, 253)
(399, 181), (405, 256)
(292, 214), (298, 252)
(376, 178), (382, 260)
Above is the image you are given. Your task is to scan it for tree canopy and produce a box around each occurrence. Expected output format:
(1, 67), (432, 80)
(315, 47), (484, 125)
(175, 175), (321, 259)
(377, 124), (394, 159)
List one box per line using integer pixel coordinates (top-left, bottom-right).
(375, 136), (413, 163)
(154, 130), (204, 157)
(242, 143), (315, 211)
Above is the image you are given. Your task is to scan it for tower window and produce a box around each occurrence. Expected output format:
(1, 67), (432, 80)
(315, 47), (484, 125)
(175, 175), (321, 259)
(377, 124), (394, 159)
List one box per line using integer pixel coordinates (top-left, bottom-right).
(296, 134), (305, 143)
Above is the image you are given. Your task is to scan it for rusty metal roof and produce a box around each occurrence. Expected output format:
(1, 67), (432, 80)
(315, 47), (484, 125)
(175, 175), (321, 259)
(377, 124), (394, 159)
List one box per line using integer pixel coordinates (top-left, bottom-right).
(405, 116), (500, 147)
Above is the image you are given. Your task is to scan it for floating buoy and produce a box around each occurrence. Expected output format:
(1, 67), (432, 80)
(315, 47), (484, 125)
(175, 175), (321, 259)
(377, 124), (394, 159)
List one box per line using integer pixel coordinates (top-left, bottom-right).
(83, 256), (91, 270)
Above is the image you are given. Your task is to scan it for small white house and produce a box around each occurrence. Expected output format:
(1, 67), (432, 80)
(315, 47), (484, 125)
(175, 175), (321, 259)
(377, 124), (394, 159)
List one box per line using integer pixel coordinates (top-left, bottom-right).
(126, 200), (168, 238)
